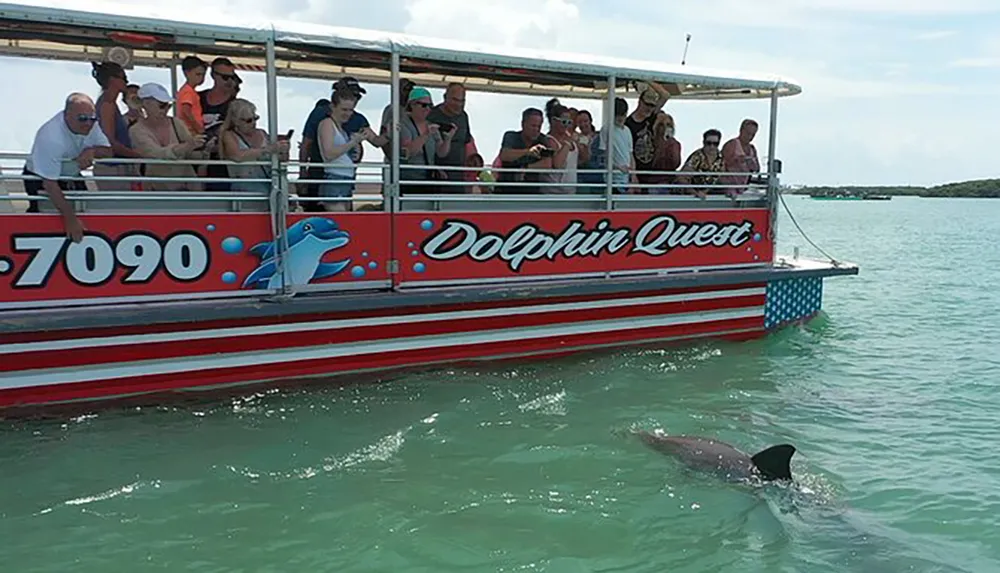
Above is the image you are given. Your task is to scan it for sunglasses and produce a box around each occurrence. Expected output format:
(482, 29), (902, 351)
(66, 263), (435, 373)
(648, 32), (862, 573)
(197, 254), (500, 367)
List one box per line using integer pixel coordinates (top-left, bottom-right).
(411, 101), (432, 108)
(241, 115), (259, 123)
(557, 117), (574, 126)
(215, 72), (238, 82)
(76, 114), (98, 122)
(704, 140), (720, 146)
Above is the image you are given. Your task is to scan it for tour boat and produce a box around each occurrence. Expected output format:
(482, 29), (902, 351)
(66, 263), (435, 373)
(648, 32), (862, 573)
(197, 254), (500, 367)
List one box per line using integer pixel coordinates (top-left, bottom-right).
(0, 0), (858, 413)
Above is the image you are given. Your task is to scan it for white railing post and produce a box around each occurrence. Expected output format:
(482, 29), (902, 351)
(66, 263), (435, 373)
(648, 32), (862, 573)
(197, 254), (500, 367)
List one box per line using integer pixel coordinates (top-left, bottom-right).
(604, 74), (616, 210)
(766, 86), (779, 251)
(265, 32), (290, 298)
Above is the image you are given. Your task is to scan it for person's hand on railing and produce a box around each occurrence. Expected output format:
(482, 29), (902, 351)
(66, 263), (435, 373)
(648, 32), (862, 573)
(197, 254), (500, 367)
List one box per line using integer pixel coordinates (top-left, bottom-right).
(266, 139), (290, 160)
(76, 148), (96, 170)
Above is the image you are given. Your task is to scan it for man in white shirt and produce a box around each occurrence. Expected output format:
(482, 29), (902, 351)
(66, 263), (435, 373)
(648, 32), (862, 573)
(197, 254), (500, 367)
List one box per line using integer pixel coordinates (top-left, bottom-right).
(23, 92), (112, 242)
(598, 97), (636, 193)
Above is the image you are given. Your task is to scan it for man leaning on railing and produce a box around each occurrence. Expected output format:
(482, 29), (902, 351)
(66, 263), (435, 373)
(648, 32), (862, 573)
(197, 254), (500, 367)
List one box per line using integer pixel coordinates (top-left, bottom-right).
(23, 92), (112, 242)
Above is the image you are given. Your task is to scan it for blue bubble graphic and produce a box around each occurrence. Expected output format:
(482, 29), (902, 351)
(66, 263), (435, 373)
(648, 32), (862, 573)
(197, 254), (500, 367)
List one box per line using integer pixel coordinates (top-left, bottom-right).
(221, 236), (243, 254)
(221, 271), (238, 284)
(206, 224), (216, 232)
(407, 242), (415, 248)
(368, 261), (378, 269)
(413, 262), (426, 273)
(362, 251), (369, 258)
(411, 250), (418, 256)
(420, 219), (433, 231)
(0, 258), (11, 274)
(351, 265), (367, 278)
(753, 233), (762, 242)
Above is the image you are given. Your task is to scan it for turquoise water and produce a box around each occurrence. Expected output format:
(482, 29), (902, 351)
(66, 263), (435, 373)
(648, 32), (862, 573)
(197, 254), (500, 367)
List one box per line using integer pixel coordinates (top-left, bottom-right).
(2, 197), (1000, 572)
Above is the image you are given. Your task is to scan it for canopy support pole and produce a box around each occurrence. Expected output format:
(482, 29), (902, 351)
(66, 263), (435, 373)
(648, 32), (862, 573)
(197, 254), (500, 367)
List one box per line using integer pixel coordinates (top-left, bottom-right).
(603, 74), (616, 210)
(390, 49), (402, 291)
(265, 33), (290, 298)
(766, 87), (779, 247)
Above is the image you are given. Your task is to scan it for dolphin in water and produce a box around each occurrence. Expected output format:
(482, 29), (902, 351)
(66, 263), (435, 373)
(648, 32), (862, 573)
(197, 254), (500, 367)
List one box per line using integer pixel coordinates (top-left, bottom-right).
(635, 430), (796, 484)
(242, 216), (351, 289)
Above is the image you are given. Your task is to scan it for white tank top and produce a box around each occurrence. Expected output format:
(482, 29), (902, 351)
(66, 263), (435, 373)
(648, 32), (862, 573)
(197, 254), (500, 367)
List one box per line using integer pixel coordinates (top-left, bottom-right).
(321, 119), (356, 178)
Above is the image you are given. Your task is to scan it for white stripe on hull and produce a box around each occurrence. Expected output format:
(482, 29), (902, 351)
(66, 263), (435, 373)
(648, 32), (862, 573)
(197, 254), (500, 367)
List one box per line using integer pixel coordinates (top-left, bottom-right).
(0, 306), (763, 390)
(1, 286), (765, 354)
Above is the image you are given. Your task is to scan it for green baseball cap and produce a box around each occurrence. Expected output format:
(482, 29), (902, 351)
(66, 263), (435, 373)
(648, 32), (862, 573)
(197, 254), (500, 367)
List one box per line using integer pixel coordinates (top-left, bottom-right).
(407, 86), (432, 103)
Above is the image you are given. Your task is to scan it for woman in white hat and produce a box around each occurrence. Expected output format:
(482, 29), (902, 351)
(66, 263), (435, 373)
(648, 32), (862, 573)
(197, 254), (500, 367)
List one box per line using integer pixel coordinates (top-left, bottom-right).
(128, 82), (211, 191)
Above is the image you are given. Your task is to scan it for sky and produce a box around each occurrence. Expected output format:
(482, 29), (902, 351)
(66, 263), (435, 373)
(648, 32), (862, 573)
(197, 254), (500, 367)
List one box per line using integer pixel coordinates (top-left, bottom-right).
(1, 0), (998, 187)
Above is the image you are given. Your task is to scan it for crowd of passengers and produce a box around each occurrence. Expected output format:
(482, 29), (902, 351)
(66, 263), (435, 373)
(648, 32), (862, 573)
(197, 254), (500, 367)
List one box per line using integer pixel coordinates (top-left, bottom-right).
(23, 56), (763, 239)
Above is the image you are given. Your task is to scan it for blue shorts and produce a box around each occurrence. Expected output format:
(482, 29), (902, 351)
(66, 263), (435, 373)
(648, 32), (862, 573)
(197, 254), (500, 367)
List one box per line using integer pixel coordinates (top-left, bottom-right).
(319, 173), (355, 198)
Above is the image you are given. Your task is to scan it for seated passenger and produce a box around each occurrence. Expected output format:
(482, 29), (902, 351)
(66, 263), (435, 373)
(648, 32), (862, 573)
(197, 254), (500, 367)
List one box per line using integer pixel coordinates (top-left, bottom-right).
(538, 98), (584, 194)
(463, 153), (494, 194)
(129, 82), (211, 192)
(721, 118), (760, 197)
(597, 97), (635, 193)
(176, 55), (208, 135)
(22, 93), (111, 240)
(495, 107), (553, 194)
(399, 87), (454, 194)
(678, 129), (725, 198)
(316, 89), (378, 211)
(219, 98), (289, 195)
(648, 112), (682, 193)
(92, 61), (141, 191)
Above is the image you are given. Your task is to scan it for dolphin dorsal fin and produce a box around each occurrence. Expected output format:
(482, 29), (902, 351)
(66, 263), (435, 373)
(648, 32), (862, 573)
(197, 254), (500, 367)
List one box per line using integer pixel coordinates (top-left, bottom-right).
(750, 444), (796, 481)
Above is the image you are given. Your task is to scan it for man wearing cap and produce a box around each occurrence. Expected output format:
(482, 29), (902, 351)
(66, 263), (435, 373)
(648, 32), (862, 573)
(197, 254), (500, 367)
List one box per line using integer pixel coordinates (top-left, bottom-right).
(625, 81), (671, 192)
(22, 92), (112, 241)
(298, 77), (386, 212)
(176, 55), (208, 135)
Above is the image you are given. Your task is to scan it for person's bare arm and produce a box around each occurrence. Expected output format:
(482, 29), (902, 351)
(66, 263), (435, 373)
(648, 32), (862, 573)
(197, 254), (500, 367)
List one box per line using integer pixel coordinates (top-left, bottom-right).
(98, 100), (140, 158)
(42, 179), (84, 242)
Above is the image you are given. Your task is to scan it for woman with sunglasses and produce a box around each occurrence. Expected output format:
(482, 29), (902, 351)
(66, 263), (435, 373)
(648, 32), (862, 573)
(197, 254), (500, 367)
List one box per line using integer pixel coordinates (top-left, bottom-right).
(91, 61), (142, 191)
(538, 98), (581, 194)
(219, 99), (289, 195)
(399, 87), (454, 194)
(678, 129), (726, 199)
(128, 83), (210, 192)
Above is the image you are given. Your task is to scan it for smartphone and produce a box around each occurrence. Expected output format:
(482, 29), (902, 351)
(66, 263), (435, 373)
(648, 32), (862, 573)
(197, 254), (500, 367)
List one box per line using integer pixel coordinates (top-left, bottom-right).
(437, 122), (455, 133)
(278, 129), (294, 141)
(538, 147), (555, 158)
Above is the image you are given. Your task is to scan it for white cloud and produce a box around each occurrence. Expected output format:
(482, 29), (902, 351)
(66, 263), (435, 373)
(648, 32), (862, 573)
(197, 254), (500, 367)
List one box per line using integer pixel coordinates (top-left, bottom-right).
(916, 30), (958, 40)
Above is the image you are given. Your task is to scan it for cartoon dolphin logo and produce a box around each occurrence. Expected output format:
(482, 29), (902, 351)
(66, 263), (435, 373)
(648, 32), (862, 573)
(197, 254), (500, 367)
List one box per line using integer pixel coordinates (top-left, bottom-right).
(242, 217), (351, 289)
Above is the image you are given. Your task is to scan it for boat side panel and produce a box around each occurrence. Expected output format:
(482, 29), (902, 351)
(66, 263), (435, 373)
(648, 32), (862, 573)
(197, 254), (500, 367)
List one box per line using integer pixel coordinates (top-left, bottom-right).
(0, 283), (767, 408)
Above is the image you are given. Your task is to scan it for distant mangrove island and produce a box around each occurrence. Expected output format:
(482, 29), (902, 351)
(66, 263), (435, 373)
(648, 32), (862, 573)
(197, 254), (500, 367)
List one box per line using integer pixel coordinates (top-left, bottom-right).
(784, 179), (1000, 198)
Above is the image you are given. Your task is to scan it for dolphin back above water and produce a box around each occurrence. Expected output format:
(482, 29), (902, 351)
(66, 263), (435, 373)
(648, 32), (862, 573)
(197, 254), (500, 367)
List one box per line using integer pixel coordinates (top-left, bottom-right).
(636, 430), (796, 483)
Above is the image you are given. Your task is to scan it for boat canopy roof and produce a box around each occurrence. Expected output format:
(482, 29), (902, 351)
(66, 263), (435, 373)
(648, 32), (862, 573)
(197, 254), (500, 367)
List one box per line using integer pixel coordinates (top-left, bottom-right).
(0, 0), (802, 100)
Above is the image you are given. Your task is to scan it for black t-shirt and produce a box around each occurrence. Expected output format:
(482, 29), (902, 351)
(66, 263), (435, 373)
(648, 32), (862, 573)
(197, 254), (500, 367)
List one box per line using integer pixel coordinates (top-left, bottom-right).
(625, 113), (657, 172)
(497, 130), (548, 194)
(198, 91), (234, 189)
